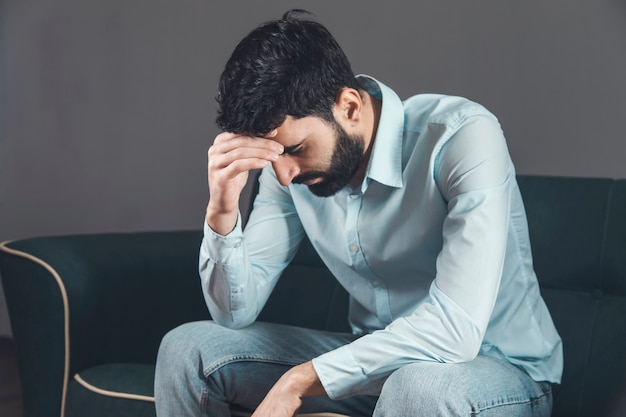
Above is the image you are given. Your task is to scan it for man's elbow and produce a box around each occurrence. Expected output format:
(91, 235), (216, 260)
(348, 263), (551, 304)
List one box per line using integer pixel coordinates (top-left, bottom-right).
(444, 331), (484, 364)
(435, 321), (484, 364)
(445, 344), (481, 363)
(209, 309), (257, 330)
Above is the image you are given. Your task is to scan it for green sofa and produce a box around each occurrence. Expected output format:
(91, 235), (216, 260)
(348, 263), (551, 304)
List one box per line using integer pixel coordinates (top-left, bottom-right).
(1, 175), (625, 417)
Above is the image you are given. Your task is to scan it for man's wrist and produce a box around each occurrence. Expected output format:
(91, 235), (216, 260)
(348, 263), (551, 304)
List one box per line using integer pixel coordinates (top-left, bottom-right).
(205, 206), (239, 236)
(284, 361), (326, 398)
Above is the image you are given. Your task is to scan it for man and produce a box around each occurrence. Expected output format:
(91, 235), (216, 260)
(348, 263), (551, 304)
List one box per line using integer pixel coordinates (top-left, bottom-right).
(155, 10), (563, 417)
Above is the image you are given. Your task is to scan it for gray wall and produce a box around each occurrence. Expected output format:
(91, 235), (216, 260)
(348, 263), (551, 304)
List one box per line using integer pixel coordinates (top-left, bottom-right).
(1, 0), (625, 336)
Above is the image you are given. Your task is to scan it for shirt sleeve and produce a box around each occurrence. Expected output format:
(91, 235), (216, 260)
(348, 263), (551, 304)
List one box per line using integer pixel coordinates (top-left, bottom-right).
(199, 167), (305, 329)
(313, 115), (516, 399)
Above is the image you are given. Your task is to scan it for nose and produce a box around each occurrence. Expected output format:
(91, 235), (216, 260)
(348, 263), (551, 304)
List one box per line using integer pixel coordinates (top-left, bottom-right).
(272, 157), (300, 187)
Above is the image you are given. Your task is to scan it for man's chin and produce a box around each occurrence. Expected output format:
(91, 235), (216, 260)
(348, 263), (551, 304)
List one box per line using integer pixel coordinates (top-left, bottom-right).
(307, 179), (346, 197)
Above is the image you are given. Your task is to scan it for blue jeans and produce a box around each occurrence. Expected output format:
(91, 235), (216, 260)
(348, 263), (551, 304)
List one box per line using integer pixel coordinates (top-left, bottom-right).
(154, 321), (552, 417)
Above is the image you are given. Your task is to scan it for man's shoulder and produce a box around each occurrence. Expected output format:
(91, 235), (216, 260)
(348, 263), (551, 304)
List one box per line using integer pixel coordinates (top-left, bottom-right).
(402, 93), (495, 131)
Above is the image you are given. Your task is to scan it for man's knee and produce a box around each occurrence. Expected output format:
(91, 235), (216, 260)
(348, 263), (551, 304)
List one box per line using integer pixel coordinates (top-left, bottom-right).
(375, 361), (467, 415)
(156, 321), (280, 375)
(374, 357), (552, 417)
(159, 321), (204, 354)
(156, 322), (210, 377)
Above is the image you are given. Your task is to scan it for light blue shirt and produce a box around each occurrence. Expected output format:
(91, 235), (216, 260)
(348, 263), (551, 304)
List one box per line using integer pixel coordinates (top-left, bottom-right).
(200, 75), (563, 399)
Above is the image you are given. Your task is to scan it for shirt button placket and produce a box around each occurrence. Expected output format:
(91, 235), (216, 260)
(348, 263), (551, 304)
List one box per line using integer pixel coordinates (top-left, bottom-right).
(346, 192), (363, 263)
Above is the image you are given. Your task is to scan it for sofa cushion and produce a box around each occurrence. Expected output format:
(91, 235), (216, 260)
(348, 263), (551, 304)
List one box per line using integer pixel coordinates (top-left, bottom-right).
(517, 176), (612, 291)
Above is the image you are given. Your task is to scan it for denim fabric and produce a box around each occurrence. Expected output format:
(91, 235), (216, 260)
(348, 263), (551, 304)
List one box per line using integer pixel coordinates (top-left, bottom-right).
(155, 321), (376, 417)
(155, 321), (551, 417)
(374, 354), (552, 416)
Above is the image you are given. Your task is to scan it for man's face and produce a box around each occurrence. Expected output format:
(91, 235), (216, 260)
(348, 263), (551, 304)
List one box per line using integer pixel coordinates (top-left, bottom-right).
(270, 115), (365, 197)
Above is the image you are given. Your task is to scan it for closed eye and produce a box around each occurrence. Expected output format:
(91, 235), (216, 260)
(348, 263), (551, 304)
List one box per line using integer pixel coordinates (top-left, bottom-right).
(282, 143), (304, 156)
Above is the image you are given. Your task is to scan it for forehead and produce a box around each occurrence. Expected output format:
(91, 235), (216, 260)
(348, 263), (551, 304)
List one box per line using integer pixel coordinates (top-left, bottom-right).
(272, 116), (334, 145)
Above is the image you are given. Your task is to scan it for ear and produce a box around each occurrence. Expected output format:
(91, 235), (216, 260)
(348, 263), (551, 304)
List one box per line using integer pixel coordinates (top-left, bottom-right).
(333, 88), (363, 126)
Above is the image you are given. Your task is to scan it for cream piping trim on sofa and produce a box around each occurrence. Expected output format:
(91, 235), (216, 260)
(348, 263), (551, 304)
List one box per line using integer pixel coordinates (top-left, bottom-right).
(0, 241), (71, 417)
(73, 373), (155, 403)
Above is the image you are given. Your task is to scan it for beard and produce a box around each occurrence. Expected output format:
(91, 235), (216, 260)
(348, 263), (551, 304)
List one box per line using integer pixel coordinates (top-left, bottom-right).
(292, 120), (365, 197)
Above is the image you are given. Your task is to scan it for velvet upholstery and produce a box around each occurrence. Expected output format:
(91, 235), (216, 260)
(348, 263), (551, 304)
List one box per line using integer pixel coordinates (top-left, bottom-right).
(1, 175), (625, 417)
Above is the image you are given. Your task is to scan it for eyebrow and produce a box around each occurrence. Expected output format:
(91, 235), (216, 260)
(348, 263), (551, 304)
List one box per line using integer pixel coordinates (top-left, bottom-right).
(281, 142), (304, 155)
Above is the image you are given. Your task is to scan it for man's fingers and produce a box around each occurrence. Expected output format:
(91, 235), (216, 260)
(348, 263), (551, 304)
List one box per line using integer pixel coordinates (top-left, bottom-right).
(208, 134), (283, 174)
(213, 132), (284, 154)
(208, 146), (279, 172)
(212, 157), (270, 180)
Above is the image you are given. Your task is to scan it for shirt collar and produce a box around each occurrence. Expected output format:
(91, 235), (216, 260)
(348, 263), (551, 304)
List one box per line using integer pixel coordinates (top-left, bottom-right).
(356, 74), (405, 190)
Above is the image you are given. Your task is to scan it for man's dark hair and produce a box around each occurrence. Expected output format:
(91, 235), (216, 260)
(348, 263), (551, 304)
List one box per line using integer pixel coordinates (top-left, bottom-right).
(216, 10), (360, 135)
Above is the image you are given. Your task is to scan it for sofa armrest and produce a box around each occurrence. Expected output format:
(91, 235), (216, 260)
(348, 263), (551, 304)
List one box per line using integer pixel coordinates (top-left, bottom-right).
(0, 230), (208, 417)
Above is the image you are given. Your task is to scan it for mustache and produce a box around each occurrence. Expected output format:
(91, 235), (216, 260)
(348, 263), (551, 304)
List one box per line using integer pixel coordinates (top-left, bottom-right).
(291, 171), (328, 184)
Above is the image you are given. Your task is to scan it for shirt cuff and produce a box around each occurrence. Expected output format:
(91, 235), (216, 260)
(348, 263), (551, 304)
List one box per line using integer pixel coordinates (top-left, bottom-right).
(201, 213), (244, 265)
(312, 344), (369, 400)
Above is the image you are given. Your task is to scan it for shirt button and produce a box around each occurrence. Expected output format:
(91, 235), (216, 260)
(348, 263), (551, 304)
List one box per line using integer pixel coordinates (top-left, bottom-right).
(372, 280), (380, 287)
(350, 244), (359, 253)
(350, 194), (359, 199)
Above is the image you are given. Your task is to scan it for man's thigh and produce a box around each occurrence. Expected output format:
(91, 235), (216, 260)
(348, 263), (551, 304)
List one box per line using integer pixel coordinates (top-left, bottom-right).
(157, 320), (377, 416)
(164, 320), (357, 373)
(374, 354), (553, 417)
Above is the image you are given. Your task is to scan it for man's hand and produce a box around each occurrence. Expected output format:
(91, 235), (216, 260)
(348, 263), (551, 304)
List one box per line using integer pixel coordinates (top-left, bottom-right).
(252, 361), (326, 417)
(206, 131), (283, 235)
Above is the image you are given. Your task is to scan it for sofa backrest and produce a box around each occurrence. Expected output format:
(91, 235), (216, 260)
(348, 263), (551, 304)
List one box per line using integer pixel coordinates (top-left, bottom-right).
(517, 175), (626, 417)
(259, 175), (626, 417)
